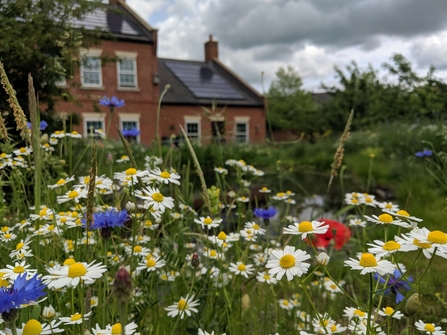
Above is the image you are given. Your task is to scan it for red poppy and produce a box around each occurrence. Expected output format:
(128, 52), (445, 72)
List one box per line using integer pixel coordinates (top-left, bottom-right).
(306, 218), (351, 250)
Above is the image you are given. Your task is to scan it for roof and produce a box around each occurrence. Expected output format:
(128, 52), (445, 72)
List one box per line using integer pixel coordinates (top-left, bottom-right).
(158, 58), (264, 107)
(74, 2), (155, 43)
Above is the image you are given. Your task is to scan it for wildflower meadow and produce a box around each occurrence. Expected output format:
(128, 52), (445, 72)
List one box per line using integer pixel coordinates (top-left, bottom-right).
(1, 70), (447, 335)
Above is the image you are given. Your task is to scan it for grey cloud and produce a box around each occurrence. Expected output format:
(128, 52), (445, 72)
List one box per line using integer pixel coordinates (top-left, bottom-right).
(202, 0), (447, 52)
(411, 39), (447, 70)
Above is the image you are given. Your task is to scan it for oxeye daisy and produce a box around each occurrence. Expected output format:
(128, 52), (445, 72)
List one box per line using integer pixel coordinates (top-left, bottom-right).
(344, 252), (395, 276)
(414, 320), (445, 335)
(106, 322), (138, 335)
(378, 306), (404, 319)
(114, 168), (149, 186)
(47, 176), (75, 189)
(165, 294), (200, 319)
(147, 168), (181, 185)
(60, 311), (92, 325)
(343, 307), (368, 320)
(194, 216), (222, 229)
(283, 220), (329, 239)
(266, 246), (311, 281)
(244, 221), (266, 235)
(349, 218), (367, 228)
(409, 227), (447, 254)
(43, 261), (107, 289)
(1, 261), (37, 280)
(228, 262), (254, 278)
(363, 213), (409, 228)
(395, 233), (445, 259)
(56, 187), (88, 204)
(116, 155), (130, 163)
(256, 271), (278, 285)
(214, 166), (228, 175)
(135, 186), (174, 213)
(367, 239), (416, 258)
(136, 256), (166, 272)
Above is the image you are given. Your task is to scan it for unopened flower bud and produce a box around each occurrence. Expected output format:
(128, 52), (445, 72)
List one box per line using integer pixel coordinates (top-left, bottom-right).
(113, 268), (132, 304)
(241, 293), (250, 310)
(42, 305), (56, 319)
(191, 253), (200, 268)
(405, 293), (422, 316)
(126, 201), (136, 211)
(106, 153), (114, 165)
(317, 252), (330, 266)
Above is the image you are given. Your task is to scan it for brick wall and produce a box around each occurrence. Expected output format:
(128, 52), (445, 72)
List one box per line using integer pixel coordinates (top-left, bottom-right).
(55, 39), (159, 145)
(159, 105), (266, 145)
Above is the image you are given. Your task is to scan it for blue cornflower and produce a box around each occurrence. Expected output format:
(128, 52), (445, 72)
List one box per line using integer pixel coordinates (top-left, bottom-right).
(90, 209), (129, 229)
(26, 120), (48, 131)
(122, 128), (140, 137)
(99, 96), (125, 109)
(415, 149), (433, 158)
(374, 269), (412, 303)
(0, 273), (47, 314)
(254, 206), (277, 220)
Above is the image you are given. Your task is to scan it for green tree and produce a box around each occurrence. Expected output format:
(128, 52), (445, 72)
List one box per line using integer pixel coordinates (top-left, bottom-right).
(0, 0), (106, 130)
(267, 66), (318, 138)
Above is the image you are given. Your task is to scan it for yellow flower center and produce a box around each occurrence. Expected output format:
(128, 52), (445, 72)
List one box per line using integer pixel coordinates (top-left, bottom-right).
(427, 230), (447, 244)
(151, 192), (164, 202)
(16, 242), (24, 250)
(263, 274), (271, 280)
(146, 259), (156, 267)
(282, 300), (289, 306)
(237, 263), (246, 271)
(209, 250), (217, 257)
(330, 325), (337, 332)
(70, 313), (82, 321)
(48, 225), (55, 231)
(385, 203), (393, 209)
(365, 197), (373, 203)
(134, 246), (142, 253)
(351, 198), (358, 204)
(0, 153), (6, 158)
(378, 214), (393, 223)
(204, 217), (213, 225)
(111, 323), (122, 335)
(4, 233), (10, 239)
(13, 265), (25, 273)
(72, 131), (79, 135)
(279, 254), (296, 269)
(359, 253), (378, 267)
(384, 307), (394, 315)
(56, 179), (66, 185)
(261, 187), (268, 191)
(160, 171), (171, 178)
(383, 241), (401, 251)
(424, 324), (435, 332)
(83, 177), (90, 184)
(413, 238), (430, 249)
(177, 299), (188, 310)
(126, 168), (137, 176)
(68, 263), (87, 278)
(354, 309), (365, 317)
(396, 210), (409, 216)
(253, 224), (260, 230)
(22, 319), (43, 335)
(19, 147), (26, 153)
(217, 231), (227, 240)
(145, 220), (153, 227)
(64, 258), (76, 265)
(330, 284), (337, 289)
(1, 226), (8, 232)
(298, 221), (313, 232)
(68, 190), (79, 199)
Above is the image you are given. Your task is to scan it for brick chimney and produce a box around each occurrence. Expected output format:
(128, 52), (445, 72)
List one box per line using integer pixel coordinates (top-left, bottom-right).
(205, 35), (218, 61)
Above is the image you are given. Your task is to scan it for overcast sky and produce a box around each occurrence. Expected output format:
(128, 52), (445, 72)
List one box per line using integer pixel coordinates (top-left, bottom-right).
(127, 0), (447, 93)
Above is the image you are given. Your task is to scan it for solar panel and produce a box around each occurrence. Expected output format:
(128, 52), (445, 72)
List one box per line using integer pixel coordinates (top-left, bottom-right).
(164, 61), (245, 100)
(74, 9), (140, 36)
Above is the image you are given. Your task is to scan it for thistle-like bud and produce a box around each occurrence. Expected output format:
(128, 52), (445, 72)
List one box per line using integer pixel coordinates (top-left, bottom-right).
(191, 253), (200, 269)
(405, 293), (422, 316)
(113, 268), (133, 304)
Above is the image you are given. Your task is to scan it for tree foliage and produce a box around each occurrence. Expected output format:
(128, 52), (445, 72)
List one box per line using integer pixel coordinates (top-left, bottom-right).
(0, 0), (106, 123)
(267, 66), (318, 136)
(321, 54), (447, 132)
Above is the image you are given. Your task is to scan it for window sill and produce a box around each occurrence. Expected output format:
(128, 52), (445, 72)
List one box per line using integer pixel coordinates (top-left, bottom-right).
(81, 86), (105, 90)
(117, 87), (140, 92)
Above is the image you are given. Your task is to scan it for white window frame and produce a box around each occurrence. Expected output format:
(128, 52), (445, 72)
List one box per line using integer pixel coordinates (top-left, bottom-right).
(116, 51), (138, 90)
(184, 116), (201, 144)
(119, 113), (141, 143)
(83, 112), (105, 138)
(234, 116), (250, 143)
(80, 49), (103, 89)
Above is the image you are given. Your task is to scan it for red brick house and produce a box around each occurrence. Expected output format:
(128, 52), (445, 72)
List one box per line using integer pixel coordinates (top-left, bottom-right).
(58, 0), (265, 145)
